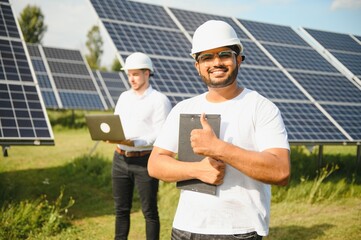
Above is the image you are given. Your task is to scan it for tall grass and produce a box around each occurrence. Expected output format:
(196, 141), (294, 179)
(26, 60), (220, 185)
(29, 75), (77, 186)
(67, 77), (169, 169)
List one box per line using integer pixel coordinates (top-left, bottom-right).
(272, 146), (360, 203)
(0, 187), (74, 239)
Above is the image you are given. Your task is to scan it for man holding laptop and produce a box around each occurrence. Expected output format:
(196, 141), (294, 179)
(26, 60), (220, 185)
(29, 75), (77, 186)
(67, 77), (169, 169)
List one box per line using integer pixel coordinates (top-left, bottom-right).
(111, 52), (171, 240)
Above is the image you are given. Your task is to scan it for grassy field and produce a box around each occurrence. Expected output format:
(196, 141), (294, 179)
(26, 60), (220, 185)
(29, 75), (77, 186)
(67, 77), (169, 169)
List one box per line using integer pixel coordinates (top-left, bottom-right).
(1, 127), (361, 239)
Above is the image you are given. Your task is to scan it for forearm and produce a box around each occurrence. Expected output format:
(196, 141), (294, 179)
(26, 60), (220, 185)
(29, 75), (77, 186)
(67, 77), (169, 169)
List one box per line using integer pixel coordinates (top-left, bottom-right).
(210, 139), (290, 185)
(148, 150), (195, 182)
(148, 147), (225, 185)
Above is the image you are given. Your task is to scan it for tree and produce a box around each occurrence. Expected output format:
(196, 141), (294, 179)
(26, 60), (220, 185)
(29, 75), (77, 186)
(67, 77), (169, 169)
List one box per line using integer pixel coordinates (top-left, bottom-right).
(111, 57), (122, 71)
(85, 25), (103, 70)
(18, 5), (47, 43)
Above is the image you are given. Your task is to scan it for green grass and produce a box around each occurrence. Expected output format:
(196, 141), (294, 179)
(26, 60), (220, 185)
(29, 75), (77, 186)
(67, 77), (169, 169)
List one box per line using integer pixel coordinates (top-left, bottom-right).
(1, 125), (361, 239)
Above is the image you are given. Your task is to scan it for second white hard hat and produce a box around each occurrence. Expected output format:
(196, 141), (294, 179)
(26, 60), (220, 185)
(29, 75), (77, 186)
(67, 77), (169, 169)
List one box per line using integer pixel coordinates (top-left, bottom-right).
(122, 52), (154, 73)
(191, 20), (244, 59)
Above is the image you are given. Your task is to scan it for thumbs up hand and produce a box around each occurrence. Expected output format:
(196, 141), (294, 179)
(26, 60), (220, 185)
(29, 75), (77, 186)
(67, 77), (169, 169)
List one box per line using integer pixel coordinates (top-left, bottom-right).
(190, 113), (218, 156)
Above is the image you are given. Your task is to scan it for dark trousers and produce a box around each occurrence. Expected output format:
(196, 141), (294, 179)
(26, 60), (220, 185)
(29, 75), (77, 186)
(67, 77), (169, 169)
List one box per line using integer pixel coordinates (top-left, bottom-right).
(112, 151), (160, 240)
(171, 228), (263, 240)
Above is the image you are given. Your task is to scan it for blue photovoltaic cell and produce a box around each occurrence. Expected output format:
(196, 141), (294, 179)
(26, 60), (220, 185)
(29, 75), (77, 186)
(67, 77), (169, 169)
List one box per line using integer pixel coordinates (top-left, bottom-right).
(264, 44), (339, 72)
(238, 67), (308, 101)
(59, 92), (105, 110)
(331, 52), (361, 76)
(290, 72), (361, 103)
(0, 39), (33, 81)
(40, 46), (106, 110)
(240, 19), (308, 46)
(275, 102), (347, 142)
(241, 41), (276, 67)
(0, 3), (53, 145)
(321, 104), (361, 140)
(100, 71), (128, 104)
(0, 83), (52, 141)
(43, 46), (84, 61)
(170, 8), (249, 40)
(93, 70), (129, 108)
(103, 22), (191, 58)
(90, 0), (177, 29)
(92, 70), (113, 109)
(166, 95), (190, 107)
(146, 57), (206, 95)
(27, 44), (59, 108)
(304, 28), (361, 53)
(0, 4), (20, 38)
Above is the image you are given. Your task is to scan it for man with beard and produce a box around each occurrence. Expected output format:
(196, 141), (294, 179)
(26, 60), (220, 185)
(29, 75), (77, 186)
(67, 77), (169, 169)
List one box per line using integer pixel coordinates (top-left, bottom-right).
(112, 52), (171, 240)
(148, 20), (291, 240)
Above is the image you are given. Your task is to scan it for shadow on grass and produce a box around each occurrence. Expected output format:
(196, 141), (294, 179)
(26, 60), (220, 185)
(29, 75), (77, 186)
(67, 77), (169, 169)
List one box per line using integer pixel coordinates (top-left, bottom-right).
(0, 154), (142, 219)
(267, 223), (334, 240)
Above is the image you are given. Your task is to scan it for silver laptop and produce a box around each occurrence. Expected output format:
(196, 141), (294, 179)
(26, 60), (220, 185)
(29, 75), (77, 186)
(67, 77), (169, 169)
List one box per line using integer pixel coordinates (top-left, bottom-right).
(85, 114), (126, 141)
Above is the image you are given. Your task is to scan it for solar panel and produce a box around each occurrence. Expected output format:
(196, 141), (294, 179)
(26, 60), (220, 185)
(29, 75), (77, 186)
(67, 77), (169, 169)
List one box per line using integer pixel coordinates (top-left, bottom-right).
(27, 45), (108, 110)
(27, 44), (60, 108)
(240, 19), (308, 46)
(263, 44), (340, 72)
(331, 52), (361, 77)
(238, 67), (308, 101)
(0, 2), (54, 147)
(239, 19), (361, 141)
(89, 0), (360, 144)
(304, 28), (361, 53)
(92, 70), (129, 108)
(276, 102), (347, 143)
(91, 0), (177, 28)
(170, 7), (249, 39)
(321, 104), (361, 140)
(289, 72), (361, 104)
(104, 22), (191, 58)
(303, 28), (361, 79)
(0, 3), (20, 38)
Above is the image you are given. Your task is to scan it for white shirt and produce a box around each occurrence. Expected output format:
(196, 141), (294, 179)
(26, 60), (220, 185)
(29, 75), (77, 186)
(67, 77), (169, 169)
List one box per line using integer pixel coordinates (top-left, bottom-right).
(114, 85), (171, 151)
(154, 89), (289, 236)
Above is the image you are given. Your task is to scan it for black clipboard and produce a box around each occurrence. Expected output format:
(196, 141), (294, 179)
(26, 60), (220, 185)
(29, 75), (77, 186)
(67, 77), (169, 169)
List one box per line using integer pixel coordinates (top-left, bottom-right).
(177, 114), (221, 195)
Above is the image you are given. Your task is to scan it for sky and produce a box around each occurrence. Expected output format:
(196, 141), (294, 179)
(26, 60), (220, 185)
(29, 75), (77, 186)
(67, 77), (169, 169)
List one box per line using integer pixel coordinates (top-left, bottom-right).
(11, 0), (361, 68)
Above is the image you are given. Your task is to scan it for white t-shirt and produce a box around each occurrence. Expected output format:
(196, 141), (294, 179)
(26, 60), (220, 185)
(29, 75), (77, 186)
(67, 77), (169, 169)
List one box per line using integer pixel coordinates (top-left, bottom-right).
(114, 85), (171, 151)
(154, 88), (289, 236)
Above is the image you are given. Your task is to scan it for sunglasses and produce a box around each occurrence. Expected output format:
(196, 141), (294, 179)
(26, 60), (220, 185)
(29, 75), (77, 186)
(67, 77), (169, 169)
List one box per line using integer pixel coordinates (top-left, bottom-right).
(197, 50), (237, 63)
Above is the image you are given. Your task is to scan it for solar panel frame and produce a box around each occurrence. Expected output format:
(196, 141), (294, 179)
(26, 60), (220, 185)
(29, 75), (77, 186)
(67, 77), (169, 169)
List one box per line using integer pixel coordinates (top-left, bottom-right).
(0, 2), (54, 146)
(303, 28), (361, 53)
(169, 7), (249, 40)
(93, 70), (129, 109)
(27, 44), (61, 109)
(331, 52), (361, 77)
(321, 104), (361, 141)
(239, 19), (309, 46)
(38, 45), (108, 110)
(275, 101), (349, 143)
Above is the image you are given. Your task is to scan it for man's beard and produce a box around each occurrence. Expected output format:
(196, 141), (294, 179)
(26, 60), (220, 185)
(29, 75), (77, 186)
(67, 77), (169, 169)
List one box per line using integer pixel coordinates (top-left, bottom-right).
(200, 66), (238, 88)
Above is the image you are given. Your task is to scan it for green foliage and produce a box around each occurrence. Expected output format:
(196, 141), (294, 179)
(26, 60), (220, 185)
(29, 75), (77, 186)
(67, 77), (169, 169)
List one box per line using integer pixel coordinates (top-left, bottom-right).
(85, 25), (103, 69)
(111, 57), (122, 71)
(47, 109), (90, 129)
(18, 4), (47, 43)
(272, 146), (361, 204)
(0, 188), (74, 239)
(63, 154), (112, 188)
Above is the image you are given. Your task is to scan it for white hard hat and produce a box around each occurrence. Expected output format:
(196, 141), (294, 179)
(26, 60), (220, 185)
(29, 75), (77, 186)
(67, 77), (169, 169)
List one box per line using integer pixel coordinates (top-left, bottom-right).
(191, 20), (244, 59)
(122, 52), (154, 73)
